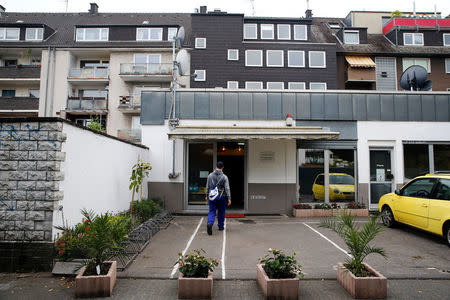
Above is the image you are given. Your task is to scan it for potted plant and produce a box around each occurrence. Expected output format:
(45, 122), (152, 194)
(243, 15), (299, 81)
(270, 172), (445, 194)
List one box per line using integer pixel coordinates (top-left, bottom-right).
(319, 211), (387, 299)
(176, 249), (219, 299)
(345, 201), (369, 217)
(292, 203), (313, 217)
(257, 248), (303, 300)
(313, 202), (334, 217)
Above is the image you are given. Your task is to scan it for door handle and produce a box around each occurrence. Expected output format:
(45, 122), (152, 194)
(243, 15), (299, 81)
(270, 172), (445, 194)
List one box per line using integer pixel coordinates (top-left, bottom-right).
(421, 203), (428, 208)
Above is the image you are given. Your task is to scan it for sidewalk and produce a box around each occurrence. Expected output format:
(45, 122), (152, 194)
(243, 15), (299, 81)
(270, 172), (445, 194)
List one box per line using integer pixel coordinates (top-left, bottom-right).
(0, 273), (449, 300)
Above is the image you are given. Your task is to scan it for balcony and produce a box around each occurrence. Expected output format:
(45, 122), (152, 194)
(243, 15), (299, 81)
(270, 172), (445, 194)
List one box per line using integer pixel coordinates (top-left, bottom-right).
(0, 97), (39, 116)
(383, 17), (450, 35)
(117, 129), (141, 143)
(118, 95), (141, 114)
(65, 97), (108, 115)
(119, 63), (172, 82)
(345, 68), (376, 82)
(67, 67), (109, 85)
(0, 65), (40, 84)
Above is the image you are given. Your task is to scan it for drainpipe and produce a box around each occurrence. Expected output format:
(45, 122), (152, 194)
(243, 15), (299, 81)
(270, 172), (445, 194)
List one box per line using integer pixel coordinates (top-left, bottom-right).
(48, 47), (56, 116)
(43, 47), (51, 116)
(168, 37), (179, 179)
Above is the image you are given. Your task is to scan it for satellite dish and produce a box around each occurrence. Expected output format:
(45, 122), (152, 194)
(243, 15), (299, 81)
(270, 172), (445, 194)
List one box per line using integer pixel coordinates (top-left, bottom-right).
(175, 49), (189, 76)
(399, 65), (431, 91)
(175, 26), (185, 48)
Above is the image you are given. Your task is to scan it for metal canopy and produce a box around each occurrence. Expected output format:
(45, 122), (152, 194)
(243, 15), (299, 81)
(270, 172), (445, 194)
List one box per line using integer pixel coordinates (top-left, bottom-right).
(168, 126), (339, 140)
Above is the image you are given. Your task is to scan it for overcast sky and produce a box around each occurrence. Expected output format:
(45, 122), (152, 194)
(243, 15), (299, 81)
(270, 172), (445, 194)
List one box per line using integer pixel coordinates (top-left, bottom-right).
(2, 0), (450, 18)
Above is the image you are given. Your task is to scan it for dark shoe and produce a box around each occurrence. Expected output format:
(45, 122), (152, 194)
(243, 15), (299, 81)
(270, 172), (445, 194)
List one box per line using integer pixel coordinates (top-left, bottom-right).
(207, 223), (212, 235)
(218, 227), (224, 231)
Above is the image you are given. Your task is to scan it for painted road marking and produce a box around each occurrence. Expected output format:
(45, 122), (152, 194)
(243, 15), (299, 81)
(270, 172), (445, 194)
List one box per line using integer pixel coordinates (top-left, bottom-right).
(302, 222), (353, 258)
(221, 218), (227, 279)
(170, 217), (204, 278)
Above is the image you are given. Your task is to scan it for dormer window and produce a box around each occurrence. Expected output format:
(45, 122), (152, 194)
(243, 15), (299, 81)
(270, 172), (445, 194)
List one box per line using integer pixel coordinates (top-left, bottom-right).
(136, 28), (162, 41)
(260, 24), (274, 39)
(328, 22), (341, 29)
(0, 28), (20, 41)
(444, 34), (450, 46)
(76, 28), (108, 42)
(168, 28), (178, 41)
(403, 33), (423, 46)
(344, 30), (359, 44)
(25, 28), (43, 41)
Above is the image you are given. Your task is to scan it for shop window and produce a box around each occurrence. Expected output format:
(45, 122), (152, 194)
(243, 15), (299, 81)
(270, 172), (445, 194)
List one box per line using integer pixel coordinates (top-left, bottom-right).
(330, 149), (355, 202)
(298, 149), (324, 203)
(403, 144), (429, 180)
(434, 144), (450, 172)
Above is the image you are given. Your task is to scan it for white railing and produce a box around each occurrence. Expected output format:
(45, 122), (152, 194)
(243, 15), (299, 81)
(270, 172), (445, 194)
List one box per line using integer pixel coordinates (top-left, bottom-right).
(68, 67), (109, 79)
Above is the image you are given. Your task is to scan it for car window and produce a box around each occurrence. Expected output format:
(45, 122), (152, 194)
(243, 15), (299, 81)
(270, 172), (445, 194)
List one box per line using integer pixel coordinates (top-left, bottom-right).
(315, 175), (324, 185)
(402, 178), (436, 198)
(330, 175), (354, 185)
(434, 179), (450, 201)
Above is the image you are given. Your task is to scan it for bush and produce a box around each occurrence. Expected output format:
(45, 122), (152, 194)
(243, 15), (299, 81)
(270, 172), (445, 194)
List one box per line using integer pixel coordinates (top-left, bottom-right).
(132, 198), (161, 224)
(346, 201), (363, 209)
(176, 249), (219, 278)
(314, 203), (332, 210)
(259, 248), (303, 279)
(293, 203), (312, 209)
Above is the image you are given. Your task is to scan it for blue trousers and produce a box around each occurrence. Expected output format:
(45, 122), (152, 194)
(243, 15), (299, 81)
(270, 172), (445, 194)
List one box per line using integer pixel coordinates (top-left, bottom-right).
(207, 197), (227, 229)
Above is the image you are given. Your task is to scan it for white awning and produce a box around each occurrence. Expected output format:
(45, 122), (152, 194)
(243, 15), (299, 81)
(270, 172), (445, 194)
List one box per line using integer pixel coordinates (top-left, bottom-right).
(168, 126), (339, 140)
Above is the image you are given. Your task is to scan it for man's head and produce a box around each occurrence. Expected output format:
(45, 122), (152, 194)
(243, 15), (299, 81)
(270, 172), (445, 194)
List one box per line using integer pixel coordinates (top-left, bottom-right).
(216, 161), (224, 170)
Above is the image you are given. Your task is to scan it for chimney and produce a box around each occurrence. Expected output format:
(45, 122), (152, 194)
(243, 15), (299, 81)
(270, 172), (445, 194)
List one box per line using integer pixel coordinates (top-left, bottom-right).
(0, 5), (5, 12)
(200, 6), (207, 13)
(89, 3), (99, 14)
(305, 9), (313, 19)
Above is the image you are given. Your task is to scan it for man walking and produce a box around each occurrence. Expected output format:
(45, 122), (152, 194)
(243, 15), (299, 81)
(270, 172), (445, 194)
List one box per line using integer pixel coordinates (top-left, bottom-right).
(205, 161), (231, 235)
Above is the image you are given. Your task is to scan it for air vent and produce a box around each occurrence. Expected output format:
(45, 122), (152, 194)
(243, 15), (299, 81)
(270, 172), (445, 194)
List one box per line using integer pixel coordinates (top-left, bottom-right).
(142, 21), (149, 24)
(259, 151), (275, 161)
(16, 20), (24, 23)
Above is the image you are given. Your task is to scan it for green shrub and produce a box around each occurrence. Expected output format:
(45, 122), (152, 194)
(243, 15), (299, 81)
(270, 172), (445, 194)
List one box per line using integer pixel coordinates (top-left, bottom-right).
(176, 249), (219, 278)
(132, 198), (161, 224)
(259, 248), (303, 279)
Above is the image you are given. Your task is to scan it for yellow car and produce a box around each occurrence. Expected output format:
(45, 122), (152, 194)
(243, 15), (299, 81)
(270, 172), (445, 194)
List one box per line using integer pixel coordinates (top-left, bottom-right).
(312, 173), (355, 201)
(378, 173), (450, 246)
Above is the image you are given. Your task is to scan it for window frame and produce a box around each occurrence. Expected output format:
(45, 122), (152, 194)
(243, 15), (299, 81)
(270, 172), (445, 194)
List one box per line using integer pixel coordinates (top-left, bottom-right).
(266, 82), (284, 90)
(444, 33), (450, 46)
(167, 27), (178, 41)
(245, 81), (263, 89)
(136, 28), (163, 41)
(194, 70), (206, 81)
(445, 58), (450, 74)
(25, 28), (44, 41)
(402, 58), (431, 73)
(227, 81), (239, 89)
(309, 51), (326, 68)
(243, 23), (257, 39)
(344, 30), (360, 44)
(277, 24), (291, 40)
(288, 82), (306, 90)
(403, 32), (424, 46)
(227, 49), (239, 61)
(260, 24), (274, 40)
(195, 37), (206, 49)
(309, 82), (327, 90)
(287, 50), (305, 68)
(266, 50), (284, 67)
(245, 50), (263, 67)
(293, 24), (307, 40)
(76, 27), (109, 42)
(0, 28), (20, 41)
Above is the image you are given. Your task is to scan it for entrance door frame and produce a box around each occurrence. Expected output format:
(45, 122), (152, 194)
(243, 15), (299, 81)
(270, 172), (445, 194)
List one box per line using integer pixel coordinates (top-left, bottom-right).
(184, 140), (248, 211)
(368, 146), (395, 210)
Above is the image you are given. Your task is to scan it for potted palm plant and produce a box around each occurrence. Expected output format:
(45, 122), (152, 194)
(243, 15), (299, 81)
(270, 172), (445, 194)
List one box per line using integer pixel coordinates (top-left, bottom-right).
(257, 248), (303, 300)
(319, 211), (387, 299)
(176, 249), (219, 299)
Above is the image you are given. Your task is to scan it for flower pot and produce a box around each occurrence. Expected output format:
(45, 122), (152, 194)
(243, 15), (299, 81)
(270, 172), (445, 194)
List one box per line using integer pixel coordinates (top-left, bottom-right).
(293, 208), (313, 217)
(178, 272), (213, 299)
(75, 260), (117, 298)
(337, 262), (387, 299)
(256, 264), (299, 300)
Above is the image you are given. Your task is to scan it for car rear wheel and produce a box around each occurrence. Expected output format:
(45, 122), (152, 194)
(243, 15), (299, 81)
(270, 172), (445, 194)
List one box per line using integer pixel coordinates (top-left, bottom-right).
(445, 225), (450, 247)
(382, 206), (395, 228)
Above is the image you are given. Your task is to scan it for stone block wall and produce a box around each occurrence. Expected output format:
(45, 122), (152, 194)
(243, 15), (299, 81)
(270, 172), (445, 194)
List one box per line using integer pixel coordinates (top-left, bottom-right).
(0, 120), (66, 271)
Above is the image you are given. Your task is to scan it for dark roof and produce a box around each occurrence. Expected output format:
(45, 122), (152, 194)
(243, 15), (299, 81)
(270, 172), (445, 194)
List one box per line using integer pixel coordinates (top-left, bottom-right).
(0, 12), (191, 48)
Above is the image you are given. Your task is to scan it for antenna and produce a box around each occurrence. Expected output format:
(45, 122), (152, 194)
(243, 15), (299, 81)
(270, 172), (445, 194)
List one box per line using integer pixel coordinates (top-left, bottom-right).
(399, 65), (432, 91)
(249, 0), (255, 16)
(306, 0), (310, 10)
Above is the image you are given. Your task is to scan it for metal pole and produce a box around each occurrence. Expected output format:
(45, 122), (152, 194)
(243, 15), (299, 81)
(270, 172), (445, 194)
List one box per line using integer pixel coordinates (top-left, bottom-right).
(324, 149), (330, 204)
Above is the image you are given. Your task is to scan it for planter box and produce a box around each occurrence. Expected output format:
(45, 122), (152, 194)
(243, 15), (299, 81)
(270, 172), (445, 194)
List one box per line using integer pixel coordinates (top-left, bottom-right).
(337, 262), (387, 299)
(178, 272), (213, 299)
(293, 209), (314, 217)
(75, 260), (117, 298)
(256, 264), (299, 300)
(293, 208), (369, 218)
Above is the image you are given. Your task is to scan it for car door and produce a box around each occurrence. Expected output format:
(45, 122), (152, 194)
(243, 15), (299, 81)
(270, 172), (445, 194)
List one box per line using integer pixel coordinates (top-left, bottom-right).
(394, 178), (437, 229)
(312, 175), (324, 201)
(427, 178), (450, 236)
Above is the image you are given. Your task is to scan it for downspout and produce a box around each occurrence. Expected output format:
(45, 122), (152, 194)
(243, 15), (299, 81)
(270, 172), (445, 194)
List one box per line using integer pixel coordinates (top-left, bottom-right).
(48, 47), (56, 116)
(168, 37), (179, 179)
(43, 47), (51, 116)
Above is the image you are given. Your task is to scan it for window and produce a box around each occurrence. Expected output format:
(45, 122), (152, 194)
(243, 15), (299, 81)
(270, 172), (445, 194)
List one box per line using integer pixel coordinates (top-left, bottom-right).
(444, 34), (450, 46)
(266, 50), (283, 67)
(435, 179), (450, 200)
(288, 51), (305, 67)
(244, 24), (257, 39)
(293, 25), (307, 40)
(136, 28), (163, 41)
(227, 81), (239, 89)
(403, 33), (424, 46)
(267, 82), (284, 89)
(403, 144), (429, 180)
(25, 28), (43, 41)
(194, 70), (206, 81)
(168, 27), (178, 41)
(446, 58), (450, 74)
(344, 30), (359, 44)
(277, 24), (291, 40)
(434, 145), (450, 172)
(2, 90), (15, 97)
(195, 38), (206, 49)
(309, 51), (326, 68)
(260, 24), (274, 39)
(134, 54), (161, 73)
(80, 60), (109, 68)
(310, 82), (327, 90)
(402, 178), (436, 198)
(288, 82), (306, 90)
(245, 81), (263, 89)
(0, 28), (20, 40)
(29, 89), (40, 98)
(402, 58), (430, 73)
(328, 22), (341, 29)
(227, 49), (239, 61)
(76, 28), (108, 41)
(81, 89), (108, 98)
(4, 59), (17, 67)
(245, 50), (263, 67)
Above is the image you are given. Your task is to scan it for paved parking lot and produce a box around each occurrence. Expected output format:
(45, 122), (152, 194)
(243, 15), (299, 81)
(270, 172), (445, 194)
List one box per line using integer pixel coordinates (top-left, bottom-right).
(121, 215), (450, 280)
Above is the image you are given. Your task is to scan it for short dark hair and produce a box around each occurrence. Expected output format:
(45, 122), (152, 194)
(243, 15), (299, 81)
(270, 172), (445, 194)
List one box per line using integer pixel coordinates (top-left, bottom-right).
(216, 161), (224, 169)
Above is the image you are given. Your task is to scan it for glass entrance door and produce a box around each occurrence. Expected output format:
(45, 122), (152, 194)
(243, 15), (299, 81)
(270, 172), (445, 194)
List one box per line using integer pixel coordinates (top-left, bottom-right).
(369, 149), (394, 210)
(187, 143), (214, 209)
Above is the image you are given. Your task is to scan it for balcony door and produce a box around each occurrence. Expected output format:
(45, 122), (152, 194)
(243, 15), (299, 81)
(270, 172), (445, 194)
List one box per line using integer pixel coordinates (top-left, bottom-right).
(134, 54), (161, 73)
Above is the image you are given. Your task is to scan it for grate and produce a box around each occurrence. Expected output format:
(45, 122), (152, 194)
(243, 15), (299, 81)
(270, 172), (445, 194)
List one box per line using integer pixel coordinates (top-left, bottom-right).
(237, 219), (256, 224)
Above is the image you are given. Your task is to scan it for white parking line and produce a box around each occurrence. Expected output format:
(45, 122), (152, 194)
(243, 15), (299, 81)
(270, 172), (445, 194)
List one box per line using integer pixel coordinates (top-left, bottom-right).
(221, 218), (227, 279)
(302, 222), (352, 258)
(170, 217), (204, 278)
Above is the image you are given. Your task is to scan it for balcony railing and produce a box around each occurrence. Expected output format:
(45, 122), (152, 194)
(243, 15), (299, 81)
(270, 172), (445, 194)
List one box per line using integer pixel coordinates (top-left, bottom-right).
(0, 96), (39, 110)
(119, 63), (172, 75)
(66, 97), (108, 110)
(119, 95), (141, 107)
(117, 129), (141, 143)
(68, 67), (109, 79)
(0, 65), (41, 79)
(345, 68), (376, 82)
